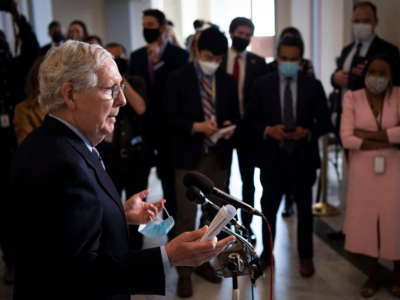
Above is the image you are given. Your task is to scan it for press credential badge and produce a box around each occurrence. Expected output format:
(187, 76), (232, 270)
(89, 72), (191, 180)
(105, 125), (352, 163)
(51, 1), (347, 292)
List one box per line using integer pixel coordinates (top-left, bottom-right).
(0, 114), (10, 128)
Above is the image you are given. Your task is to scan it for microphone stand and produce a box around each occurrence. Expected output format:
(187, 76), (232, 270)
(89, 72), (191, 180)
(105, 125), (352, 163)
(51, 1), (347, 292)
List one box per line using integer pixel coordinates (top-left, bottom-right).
(222, 226), (260, 300)
(228, 253), (242, 300)
(186, 186), (262, 300)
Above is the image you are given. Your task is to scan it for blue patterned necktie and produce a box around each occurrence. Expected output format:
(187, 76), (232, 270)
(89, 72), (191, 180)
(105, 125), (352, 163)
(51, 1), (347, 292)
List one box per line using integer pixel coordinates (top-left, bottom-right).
(91, 147), (106, 170)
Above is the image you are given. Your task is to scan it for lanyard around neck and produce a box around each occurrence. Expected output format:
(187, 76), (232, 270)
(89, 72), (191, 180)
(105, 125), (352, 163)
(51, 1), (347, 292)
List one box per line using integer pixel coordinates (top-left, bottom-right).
(368, 98), (384, 131)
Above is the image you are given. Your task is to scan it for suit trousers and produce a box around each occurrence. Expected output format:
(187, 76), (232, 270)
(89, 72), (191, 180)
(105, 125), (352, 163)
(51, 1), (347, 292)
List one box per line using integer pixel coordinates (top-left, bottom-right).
(225, 145), (255, 231)
(175, 149), (229, 276)
(175, 149), (229, 236)
(0, 149), (16, 266)
(259, 150), (314, 261)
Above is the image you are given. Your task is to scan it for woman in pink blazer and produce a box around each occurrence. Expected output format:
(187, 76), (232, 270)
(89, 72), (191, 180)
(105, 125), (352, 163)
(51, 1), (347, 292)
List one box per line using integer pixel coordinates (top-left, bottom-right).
(341, 55), (400, 298)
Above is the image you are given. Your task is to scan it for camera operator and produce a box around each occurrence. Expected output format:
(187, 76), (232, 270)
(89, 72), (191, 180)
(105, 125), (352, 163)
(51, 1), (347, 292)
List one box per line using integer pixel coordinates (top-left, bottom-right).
(0, 0), (39, 284)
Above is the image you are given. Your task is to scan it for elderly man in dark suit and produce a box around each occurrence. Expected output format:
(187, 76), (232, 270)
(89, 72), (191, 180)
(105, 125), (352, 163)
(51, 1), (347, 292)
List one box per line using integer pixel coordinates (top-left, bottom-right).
(10, 40), (234, 300)
(246, 37), (332, 277)
(221, 17), (268, 244)
(129, 9), (189, 238)
(165, 27), (240, 297)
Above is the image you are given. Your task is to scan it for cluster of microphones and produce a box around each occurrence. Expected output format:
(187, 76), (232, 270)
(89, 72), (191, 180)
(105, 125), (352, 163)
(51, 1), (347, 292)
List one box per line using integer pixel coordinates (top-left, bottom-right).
(183, 171), (264, 283)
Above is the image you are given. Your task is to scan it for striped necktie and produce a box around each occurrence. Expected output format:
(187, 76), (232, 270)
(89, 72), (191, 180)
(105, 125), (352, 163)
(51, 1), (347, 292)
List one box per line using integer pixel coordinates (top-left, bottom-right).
(201, 75), (216, 146)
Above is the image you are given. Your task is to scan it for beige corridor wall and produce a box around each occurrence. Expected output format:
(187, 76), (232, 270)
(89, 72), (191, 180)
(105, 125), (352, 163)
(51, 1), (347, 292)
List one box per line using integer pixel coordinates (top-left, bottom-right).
(366, 0), (400, 49)
(52, 0), (106, 43)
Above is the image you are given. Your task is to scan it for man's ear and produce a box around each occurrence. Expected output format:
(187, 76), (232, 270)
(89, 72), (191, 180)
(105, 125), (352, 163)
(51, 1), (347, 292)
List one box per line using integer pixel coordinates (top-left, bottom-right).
(60, 82), (76, 109)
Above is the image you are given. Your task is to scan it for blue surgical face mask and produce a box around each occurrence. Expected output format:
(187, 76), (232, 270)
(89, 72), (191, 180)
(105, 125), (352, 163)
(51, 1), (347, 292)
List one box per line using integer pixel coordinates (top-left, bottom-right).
(279, 61), (300, 78)
(138, 208), (175, 238)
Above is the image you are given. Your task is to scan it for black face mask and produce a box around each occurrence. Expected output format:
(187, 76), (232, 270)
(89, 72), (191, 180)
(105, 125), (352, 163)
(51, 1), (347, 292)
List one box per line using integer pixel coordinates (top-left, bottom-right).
(143, 28), (160, 44)
(52, 32), (65, 44)
(232, 36), (250, 52)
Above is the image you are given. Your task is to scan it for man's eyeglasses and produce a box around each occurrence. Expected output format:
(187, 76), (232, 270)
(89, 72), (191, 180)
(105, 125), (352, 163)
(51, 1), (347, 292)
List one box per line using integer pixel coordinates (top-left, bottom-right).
(97, 83), (126, 100)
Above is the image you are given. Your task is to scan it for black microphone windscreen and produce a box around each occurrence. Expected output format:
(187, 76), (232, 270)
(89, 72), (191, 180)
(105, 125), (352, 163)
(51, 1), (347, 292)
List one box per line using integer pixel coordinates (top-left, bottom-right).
(186, 186), (205, 205)
(183, 171), (214, 195)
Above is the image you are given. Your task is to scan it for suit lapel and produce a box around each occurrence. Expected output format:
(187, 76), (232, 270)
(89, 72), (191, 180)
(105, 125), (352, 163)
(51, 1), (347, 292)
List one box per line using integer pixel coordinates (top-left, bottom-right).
(296, 74), (306, 124)
(43, 116), (126, 219)
(188, 64), (205, 120)
(221, 55), (227, 73)
(366, 36), (380, 59)
(274, 73), (282, 123)
(68, 139), (126, 218)
(243, 54), (252, 102)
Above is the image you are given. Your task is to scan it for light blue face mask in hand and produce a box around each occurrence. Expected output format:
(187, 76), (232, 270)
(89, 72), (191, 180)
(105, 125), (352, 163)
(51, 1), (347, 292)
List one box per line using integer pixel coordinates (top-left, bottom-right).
(138, 206), (175, 238)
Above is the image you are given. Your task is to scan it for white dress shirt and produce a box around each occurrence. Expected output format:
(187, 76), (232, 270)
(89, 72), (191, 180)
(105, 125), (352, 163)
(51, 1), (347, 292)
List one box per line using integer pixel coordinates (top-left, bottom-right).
(226, 47), (247, 117)
(343, 34), (376, 72)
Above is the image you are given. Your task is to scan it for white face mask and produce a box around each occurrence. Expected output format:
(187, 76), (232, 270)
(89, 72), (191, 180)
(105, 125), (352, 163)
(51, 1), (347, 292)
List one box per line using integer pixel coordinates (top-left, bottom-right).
(353, 23), (373, 41)
(198, 60), (220, 76)
(365, 75), (389, 95)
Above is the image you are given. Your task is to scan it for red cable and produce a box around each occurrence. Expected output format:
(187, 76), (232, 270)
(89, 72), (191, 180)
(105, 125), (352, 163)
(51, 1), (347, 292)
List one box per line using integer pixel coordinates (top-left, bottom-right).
(262, 215), (274, 300)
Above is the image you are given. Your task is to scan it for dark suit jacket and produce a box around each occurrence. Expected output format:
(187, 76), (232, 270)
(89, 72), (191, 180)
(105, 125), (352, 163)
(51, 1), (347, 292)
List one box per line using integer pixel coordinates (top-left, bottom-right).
(246, 71), (332, 184)
(39, 43), (52, 56)
(11, 116), (165, 300)
(331, 35), (400, 92)
(129, 42), (189, 146)
(221, 51), (268, 149)
(221, 51), (268, 109)
(165, 63), (240, 170)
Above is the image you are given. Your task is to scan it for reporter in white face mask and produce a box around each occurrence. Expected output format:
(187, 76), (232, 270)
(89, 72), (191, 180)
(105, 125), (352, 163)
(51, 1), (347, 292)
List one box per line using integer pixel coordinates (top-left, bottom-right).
(340, 54), (400, 298)
(164, 26), (240, 298)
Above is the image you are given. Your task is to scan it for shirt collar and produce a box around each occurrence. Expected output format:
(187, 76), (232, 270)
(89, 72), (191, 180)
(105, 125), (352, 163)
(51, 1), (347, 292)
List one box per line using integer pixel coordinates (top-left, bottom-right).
(229, 47), (246, 59)
(48, 113), (95, 152)
(357, 33), (376, 48)
(278, 70), (298, 82)
(194, 61), (213, 81)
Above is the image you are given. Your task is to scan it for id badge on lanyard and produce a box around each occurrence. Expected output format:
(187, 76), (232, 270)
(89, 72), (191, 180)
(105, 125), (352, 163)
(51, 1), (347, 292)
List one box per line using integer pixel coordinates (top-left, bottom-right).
(374, 156), (385, 174)
(0, 114), (10, 128)
(371, 101), (385, 174)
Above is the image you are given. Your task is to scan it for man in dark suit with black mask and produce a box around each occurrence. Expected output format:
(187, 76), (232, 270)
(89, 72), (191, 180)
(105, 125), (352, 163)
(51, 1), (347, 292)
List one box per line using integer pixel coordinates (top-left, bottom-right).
(246, 37), (332, 278)
(221, 17), (267, 244)
(129, 9), (189, 236)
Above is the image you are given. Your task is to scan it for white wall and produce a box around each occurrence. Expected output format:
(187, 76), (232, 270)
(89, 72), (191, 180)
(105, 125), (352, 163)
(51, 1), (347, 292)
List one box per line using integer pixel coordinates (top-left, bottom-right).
(291, 0), (312, 59)
(52, 0), (106, 43)
(162, 0), (183, 45)
(319, 0), (347, 94)
(130, 0), (151, 52)
(275, 0), (291, 38)
(367, 0), (400, 49)
(30, 0), (53, 46)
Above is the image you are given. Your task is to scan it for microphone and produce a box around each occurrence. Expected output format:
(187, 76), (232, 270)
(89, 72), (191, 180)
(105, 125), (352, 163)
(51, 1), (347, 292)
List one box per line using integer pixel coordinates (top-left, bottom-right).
(183, 171), (263, 217)
(186, 186), (249, 233)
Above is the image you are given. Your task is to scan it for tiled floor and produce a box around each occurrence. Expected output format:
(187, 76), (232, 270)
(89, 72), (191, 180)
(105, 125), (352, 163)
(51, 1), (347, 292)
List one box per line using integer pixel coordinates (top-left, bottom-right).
(0, 147), (398, 300)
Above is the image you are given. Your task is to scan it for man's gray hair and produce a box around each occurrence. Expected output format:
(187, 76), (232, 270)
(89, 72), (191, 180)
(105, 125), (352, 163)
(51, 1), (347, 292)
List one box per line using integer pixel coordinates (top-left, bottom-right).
(38, 40), (113, 113)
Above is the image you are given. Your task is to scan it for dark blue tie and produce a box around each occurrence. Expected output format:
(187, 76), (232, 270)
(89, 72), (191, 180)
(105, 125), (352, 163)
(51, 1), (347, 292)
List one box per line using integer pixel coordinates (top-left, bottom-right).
(91, 147), (106, 170)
